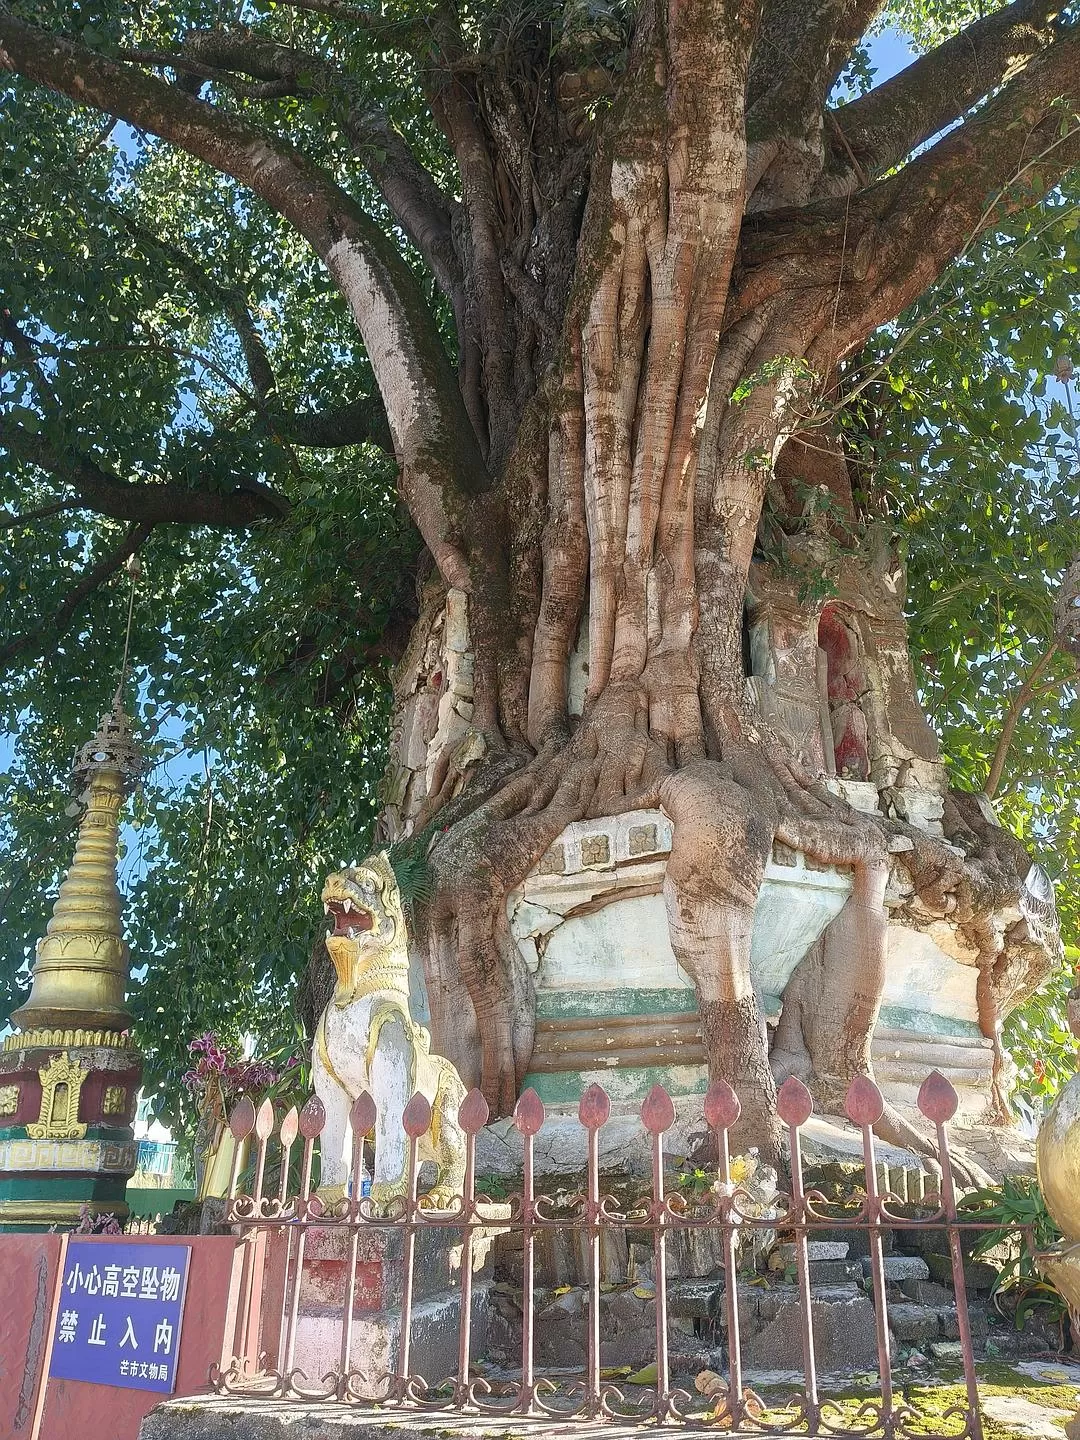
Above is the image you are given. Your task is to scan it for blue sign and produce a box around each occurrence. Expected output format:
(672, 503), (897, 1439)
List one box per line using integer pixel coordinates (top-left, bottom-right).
(49, 1240), (191, 1393)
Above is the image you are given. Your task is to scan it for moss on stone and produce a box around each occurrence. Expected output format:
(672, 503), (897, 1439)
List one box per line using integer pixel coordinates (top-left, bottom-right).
(749, 1361), (1079, 1439)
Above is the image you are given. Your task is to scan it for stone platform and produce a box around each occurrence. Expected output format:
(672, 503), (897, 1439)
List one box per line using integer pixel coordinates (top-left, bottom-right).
(140, 1360), (1080, 1440)
(134, 1401), (794, 1440)
(499, 805), (1002, 1128)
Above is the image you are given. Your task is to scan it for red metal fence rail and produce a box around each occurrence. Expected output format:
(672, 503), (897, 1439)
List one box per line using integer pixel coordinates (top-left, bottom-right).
(212, 1071), (1019, 1438)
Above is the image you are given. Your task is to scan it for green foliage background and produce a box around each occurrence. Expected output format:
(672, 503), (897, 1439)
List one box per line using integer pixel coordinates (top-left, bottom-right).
(1, 83), (418, 1129)
(849, 187), (1080, 1106)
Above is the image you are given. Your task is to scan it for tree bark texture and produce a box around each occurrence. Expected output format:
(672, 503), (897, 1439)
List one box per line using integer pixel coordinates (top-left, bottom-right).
(3, 0), (1074, 1160)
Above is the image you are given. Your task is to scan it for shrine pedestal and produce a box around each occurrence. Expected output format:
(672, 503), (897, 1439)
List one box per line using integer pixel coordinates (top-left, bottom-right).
(505, 806), (1003, 1136)
(0, 1030), (141, 1230)
(291, 1206), (510, 1390)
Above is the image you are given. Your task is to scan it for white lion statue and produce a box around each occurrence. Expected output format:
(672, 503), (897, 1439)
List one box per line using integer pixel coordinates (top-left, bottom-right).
(312, 852), (467, 1206)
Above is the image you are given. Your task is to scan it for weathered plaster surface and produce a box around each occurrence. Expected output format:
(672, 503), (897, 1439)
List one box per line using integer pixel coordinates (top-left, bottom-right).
(509, 809), (852, 1012)
(504, 807), (995, 1124)
(381, 585), (479, 841)
(881, 927), (979, 1027)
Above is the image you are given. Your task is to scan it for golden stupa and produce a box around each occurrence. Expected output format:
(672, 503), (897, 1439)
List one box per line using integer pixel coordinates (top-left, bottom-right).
(0, 557), (149, 1228)
(13, 700), (145, 1031)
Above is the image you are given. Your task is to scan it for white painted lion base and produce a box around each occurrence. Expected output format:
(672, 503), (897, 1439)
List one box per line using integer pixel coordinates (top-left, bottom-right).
(312, 854), (466, 1207)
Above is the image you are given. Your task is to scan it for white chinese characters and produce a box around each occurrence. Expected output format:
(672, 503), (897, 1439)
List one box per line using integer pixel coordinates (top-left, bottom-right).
(65, 1259), (182, 1303)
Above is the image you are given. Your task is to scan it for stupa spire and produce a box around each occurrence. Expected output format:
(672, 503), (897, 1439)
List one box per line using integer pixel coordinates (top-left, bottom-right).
(11, 698), (145, 1031)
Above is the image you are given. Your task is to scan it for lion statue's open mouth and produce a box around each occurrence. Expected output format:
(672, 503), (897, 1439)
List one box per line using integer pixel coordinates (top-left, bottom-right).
(320, 867), (387, 944)
(323, 895), (375, 939)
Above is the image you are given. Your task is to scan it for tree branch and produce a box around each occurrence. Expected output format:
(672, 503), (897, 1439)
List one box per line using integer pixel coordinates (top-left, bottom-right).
(10, 293), (393, 456)
(1055, 553), (1080, 658)
(735, 21), (1080, 365)
(2, 425), (290, 526)
(0, 521), (152, 668)
(0, 501), (80, 529)
(748, 0), (883, 106)
(822, 0), (1062, 191)
(748, 1), (877, 142)
(431, 72), (512, 463)
(165, 28), (463, 305)
(268, 0), (432, 45)
(11, 329), (261, 413)
(837, 22), (1080, 349)
(111, 225), (384, 464)
(119, 47), (299, 99)
(1, 310), (62, 416)
(271, 0), (373, 17)
(985, 641), (1059, 797)
(118, 216), (279, 399)
(745, 0), (884, 207)
(0, 7), (486, 587)
(821, 0), (885, 95)
(5, 293), (296, 516)
(273, 395), (393, 451)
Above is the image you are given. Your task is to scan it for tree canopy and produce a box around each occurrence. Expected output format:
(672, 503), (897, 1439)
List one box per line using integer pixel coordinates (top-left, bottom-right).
(857, 208), (1080, 1104)
(1, 0), (1078, 1134)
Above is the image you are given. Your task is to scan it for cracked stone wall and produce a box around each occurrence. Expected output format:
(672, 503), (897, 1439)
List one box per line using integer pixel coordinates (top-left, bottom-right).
(503, 806), (997, 1122)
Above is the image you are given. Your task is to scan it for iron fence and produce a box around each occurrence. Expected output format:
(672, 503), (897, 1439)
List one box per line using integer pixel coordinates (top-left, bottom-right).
(211, 1071), (1022, 1438)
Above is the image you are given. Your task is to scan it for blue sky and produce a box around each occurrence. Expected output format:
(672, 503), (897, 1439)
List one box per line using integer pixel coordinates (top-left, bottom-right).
(863, 29), (914, 90)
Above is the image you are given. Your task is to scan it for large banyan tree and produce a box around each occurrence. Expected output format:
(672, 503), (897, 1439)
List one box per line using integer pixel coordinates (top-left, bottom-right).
(1, 0), (1077, 1159)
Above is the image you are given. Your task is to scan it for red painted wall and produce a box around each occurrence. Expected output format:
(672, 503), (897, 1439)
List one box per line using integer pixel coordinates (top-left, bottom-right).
(0, 1232), (249, 1440)
(0, 1233), (64, 1440)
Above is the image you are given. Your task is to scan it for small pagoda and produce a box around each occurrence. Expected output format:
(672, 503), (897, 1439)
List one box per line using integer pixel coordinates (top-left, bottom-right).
(0, 698), (146, 1229)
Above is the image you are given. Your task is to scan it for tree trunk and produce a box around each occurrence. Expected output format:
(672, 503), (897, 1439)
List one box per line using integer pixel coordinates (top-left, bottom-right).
(375, 436), (1057, 1163)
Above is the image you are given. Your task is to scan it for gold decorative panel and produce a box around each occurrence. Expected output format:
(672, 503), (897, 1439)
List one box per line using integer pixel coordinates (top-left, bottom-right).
(103, 1085), (127, 1117)
(0, 1137), (136, 1173)
(3, 1029), (132, 1052)
(26, 1054), (88, 1140)
(0, 1086), (19, 1117)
